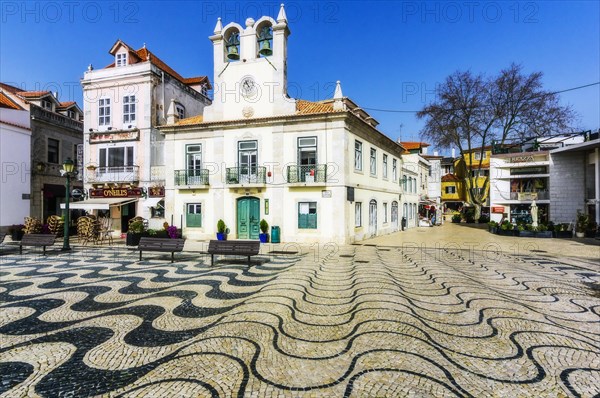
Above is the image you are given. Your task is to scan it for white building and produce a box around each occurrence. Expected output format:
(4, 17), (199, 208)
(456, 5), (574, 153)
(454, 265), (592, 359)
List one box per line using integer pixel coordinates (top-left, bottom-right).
(160, 6), (407, 244)
(0, 101), (31, 230)
(79, 41), (211, 233)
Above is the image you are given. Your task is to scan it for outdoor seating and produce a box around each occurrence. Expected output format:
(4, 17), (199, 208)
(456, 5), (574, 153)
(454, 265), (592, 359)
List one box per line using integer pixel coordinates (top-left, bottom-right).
(138, 237), (185, 263)
(98, 217), (114, 245)
(207, 240), (260, 266)
(77, 216), (100, 245)
(19, 234), (56, 255)
(23, 217), (42, 234)
(47, 215), (64, 236)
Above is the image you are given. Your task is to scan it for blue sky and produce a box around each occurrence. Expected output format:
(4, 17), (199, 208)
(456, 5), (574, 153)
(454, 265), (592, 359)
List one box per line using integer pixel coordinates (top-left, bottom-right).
(1, 1), (599, 152)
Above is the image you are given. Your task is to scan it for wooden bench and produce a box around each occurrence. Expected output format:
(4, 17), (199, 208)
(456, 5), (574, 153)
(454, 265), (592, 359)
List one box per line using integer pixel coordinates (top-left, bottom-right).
(19, 234), (56, 255)
(138, 237), (185, 263)
(0, 233), (5, 244)
(207, 240), (261, 266)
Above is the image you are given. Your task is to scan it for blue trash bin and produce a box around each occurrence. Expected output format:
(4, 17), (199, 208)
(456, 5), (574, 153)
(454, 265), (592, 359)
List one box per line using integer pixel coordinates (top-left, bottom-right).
(271, 226), (280, 243)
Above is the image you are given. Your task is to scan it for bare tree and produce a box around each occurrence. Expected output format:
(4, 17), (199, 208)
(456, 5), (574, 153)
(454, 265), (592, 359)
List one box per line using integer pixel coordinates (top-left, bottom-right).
(417, 64), (575, 220)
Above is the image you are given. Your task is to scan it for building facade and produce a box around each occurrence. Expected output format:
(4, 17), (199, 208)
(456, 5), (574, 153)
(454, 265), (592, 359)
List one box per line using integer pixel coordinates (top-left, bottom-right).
(79, 41), (211, 233)
(161, 6), (407, 244)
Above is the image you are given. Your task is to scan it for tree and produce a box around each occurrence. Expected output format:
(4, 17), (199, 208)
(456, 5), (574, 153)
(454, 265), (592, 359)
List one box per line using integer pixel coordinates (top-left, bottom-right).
(417, 64), (575, 220)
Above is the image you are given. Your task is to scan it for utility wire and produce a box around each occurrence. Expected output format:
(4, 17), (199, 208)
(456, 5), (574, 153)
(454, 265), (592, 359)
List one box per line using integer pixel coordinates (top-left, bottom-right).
(361, 82), (600, 114)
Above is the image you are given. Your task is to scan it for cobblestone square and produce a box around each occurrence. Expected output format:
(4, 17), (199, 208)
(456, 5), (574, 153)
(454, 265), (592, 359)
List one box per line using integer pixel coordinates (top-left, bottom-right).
(1, 225), (599, 397)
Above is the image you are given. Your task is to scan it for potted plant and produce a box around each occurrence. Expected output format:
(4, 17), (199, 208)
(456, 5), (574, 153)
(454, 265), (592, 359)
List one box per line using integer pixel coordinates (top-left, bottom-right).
(585, 221), (598, 238)
(519, 224), (535, 238)
(216, 219), (228, 241)
(487, 221), (498, 234)
(499, 220), (513, 236)
(575, 210), (589, 238)
(451, 214), (461, 223)
(259, 219), (269, 243)
(126, 220), (146, 246)
(8, 224), (25, 241)
(535, 224), (552, 238)
(553, 223), (572, 238)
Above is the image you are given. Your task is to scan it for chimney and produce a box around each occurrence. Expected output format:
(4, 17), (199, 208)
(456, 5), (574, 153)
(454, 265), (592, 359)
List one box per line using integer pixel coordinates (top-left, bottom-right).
(422, 146), (428, 155)
(434, 150), (439, 156)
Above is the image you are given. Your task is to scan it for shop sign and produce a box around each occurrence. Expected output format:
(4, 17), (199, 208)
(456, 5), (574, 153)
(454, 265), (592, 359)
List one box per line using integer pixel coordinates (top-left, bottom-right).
(148, 186), (165, 197)
(509, 155), (535, 163)
(517, 192), (538, 201)
(89, 188), (144, 198)
(89, 130), (140, 144)
(492, 206), (505, 213)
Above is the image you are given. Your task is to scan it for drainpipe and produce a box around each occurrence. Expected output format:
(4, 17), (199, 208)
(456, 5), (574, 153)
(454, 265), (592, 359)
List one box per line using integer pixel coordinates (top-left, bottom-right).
(596, 147), (600, 225)
(161, 71), (165, 123)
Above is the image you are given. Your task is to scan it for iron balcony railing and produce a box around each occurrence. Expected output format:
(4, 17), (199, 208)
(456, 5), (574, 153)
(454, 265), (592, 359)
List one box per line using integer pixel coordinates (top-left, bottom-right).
(286, 164), (327, 183)
(87, 166), (139, 183)
(175, 169), (209, 186)
(226, 166), (266, 184)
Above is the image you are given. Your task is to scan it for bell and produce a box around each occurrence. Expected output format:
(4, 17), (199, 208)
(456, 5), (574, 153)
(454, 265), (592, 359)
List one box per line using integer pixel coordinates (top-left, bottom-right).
(258, 40), (272, 56)
(226, 45), (239, 61)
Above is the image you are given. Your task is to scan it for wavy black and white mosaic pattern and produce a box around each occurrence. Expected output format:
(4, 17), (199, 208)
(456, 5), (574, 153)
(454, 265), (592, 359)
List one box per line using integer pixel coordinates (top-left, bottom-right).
(1, 246), (599, 397)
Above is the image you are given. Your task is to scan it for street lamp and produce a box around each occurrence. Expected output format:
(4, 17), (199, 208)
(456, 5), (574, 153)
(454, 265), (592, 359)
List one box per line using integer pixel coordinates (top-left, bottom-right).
(61, 157), (76, 251)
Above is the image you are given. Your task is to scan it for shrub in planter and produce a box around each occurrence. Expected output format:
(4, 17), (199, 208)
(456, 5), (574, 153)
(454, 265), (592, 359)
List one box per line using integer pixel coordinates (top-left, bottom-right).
(553, 223), (572, 238)
(259, 219), (269, 243)
(451, 214), (462, 223)
(216, 219), (228, 241)
(127, 220), (147, 246)
(8, 224), (25, 241)
(479, 214), (490, 224)
(498, 221), (514, 236)
(575, 210), (589, 238)
(585, 222), (598, 238)
(487, 221), (498, 234)
(535, 224), (552, 238)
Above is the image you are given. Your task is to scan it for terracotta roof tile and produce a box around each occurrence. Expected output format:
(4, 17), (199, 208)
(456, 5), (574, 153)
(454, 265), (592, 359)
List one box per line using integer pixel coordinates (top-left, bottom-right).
(0, 82), (22, 94)
(16, 90), (51, 98)
(0, 92), (22, 109)
(176, 115), (204, 125)
(441, 174), (461, 182)
(399, 141), (430, 150)
(296, 99), (336, 114)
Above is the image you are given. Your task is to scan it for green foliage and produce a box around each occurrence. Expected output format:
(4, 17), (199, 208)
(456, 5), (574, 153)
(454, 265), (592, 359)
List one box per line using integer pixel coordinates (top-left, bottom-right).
(500, 220), (513, 231)
(217, 219), (227, 233)
(259, 219), (269, 233)
(576, 210), (589, 233)
(452, 214), (462, 223)
(536, 224), (548, 232)
(525, 224), (534, 231)
(128, 220), (146, 234)
(487, 221), (498, 227)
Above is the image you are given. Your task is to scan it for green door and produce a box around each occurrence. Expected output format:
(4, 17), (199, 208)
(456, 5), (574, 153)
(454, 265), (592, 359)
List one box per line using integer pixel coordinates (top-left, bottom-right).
(237, 197), (260, 239)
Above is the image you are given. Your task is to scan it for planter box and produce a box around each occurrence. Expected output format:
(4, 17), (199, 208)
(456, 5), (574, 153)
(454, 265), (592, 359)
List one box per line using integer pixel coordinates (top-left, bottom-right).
(535, 231), (552, 238)
(259, 233), (269, 243)
(126, 233), (143, 246)
(11, 231), (24, 241)
(216, 233), (227, 241)
(553, 231), (572, 238)
(518, 230), (535, 238)
(498, 229), (513, 236)
(489, 227), (498, 234)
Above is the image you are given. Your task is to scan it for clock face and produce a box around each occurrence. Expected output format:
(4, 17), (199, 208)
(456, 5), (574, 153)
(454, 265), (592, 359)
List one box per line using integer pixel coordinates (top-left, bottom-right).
(240, 76), (257, 98)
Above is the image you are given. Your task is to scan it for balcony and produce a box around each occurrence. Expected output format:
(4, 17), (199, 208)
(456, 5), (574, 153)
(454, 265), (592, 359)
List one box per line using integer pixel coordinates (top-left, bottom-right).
(87, 166), (139, 183)
(509, 191), (549, 200)
(226, 166), (266, 185)
(286, 164), (327, 185)
(175, 169), (209, 186)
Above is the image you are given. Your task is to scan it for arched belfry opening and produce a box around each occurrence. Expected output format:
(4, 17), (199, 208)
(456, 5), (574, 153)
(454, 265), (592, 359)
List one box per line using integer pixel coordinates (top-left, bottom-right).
(224, 28), (240, 61)
(256, 22), (273, 57)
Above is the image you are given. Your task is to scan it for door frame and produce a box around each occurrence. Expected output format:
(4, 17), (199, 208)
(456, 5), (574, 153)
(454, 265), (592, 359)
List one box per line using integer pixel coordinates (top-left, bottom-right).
(236, 196), (260, 239)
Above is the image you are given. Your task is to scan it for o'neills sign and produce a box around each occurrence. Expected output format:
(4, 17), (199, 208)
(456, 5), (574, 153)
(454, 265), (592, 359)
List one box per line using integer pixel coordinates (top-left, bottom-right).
(89, 188), (144, 198)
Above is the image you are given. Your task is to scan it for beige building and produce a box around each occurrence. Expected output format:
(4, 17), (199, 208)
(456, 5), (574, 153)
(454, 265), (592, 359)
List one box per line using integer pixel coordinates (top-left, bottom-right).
(160, 6), (407, 244)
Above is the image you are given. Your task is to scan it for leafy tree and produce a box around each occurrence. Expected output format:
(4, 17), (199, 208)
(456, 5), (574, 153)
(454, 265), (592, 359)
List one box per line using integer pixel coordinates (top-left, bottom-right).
(417, 64), (575, 220)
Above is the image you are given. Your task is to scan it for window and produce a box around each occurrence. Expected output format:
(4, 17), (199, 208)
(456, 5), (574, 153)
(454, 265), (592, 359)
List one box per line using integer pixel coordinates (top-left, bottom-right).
(383, 203), (388, 222)
(67, 110), (75, 119)
(99, 146), (134, 167)
(445, 186), (456, 194)
(383, 154), (388, 179)
(474, 152), (487, 160)
(298, 202), (317, 229)
(41, 99), (52, 110)
(98, 98), (111, 126)
(47, 138), (59, 164)
(355, 202), (362, 227)
(354, 140), (362, 171)
(470, 169), (490, 177)
(73, 144), (78, 168)
(370, 148), (377, 175)
(402, 175), (407, 191)
(151, 200), (165, 218)
(176, 103), (185, 119)
(116, 53), (127, 67)
(186, 203), (202, 227)
(392, 159), (398, 182)
(123, 95), (136, 124)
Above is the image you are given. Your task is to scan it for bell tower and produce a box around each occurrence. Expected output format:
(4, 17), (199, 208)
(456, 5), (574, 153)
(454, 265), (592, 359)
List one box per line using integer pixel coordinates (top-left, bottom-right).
(203, 4), (295, 122)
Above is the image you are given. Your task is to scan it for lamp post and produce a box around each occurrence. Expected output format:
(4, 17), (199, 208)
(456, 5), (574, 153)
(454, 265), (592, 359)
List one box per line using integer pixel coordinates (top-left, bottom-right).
(61, 158), (76, 251)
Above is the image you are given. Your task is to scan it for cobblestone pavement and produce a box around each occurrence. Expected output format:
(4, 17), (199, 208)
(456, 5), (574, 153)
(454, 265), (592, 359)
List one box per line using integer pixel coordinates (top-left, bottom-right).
(1, 229), (599, 397)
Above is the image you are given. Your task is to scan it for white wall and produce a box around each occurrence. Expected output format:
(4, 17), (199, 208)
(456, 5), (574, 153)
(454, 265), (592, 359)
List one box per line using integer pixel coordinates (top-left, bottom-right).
(0, 110), (31, 228)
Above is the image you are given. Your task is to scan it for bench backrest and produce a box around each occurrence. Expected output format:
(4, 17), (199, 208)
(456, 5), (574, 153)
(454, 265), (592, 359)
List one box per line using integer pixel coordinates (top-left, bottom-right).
(138, 237), (185, 251)
(0, 233), (6, 243)
(21, 234), (56, 245)
(208, 240), (260, 254)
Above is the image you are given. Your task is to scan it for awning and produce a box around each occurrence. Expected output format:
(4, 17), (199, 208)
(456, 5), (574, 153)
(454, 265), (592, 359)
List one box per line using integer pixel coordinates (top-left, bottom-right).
(142, 197), (164, 208)
(60, 198), (138, 210)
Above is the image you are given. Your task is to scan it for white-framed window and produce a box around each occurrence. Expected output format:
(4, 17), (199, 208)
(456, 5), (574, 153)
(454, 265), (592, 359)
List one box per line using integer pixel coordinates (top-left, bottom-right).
(370, 148), (377, 176)
(355, 202), (362, 227)
(474, 152), (487, 160)
(41, 99), (52, 111)
(354, 140), (362, 171)
(445, 186), (456, 194)
(186, 203), (202, 227)
(383, 202), (388, 223)
(176, 103), (185, 119)
(298, 202), (317, 229)
(98, 146), (134, 167)
(98, 98), (111, 126)
(67, 110), (75, 119)
(116, 53), (127, 67)
(123, 95), (136, 124)
(392, 159), (398, 182)
(383, 154), (388, 179)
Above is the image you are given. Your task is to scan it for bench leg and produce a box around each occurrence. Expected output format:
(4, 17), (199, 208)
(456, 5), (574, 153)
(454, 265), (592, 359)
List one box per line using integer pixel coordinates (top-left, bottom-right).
(211, 254), (214, 266)
(19, 245), (22, 254)
(43, 246), (46, 256)
(139, 251), (142, 261)
(171, 252), (174, 263)
(248, 255), (250, 266)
